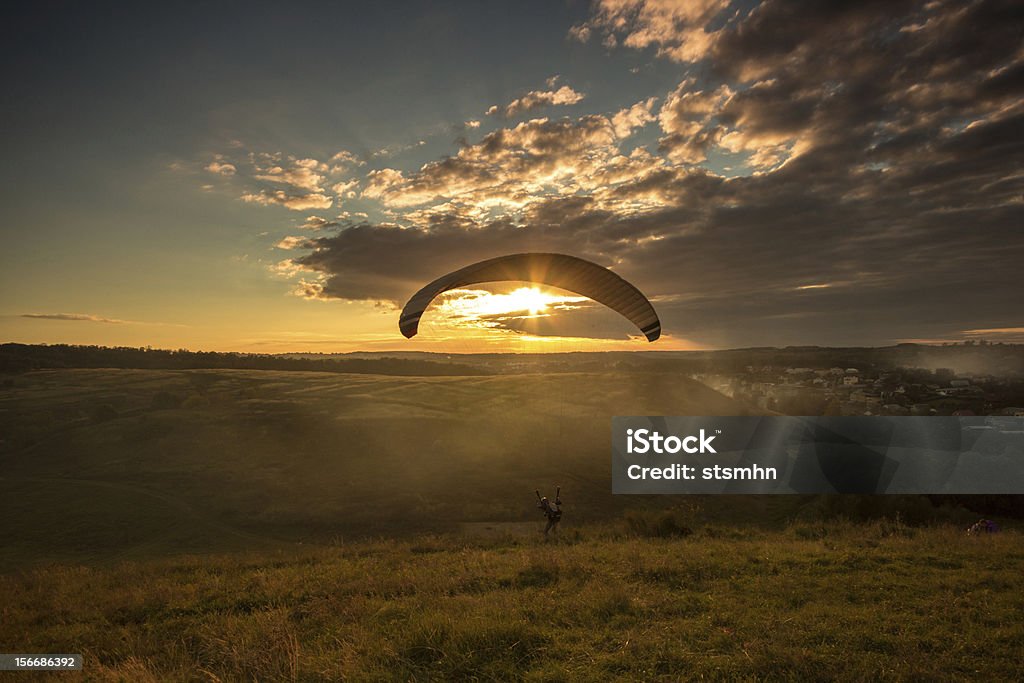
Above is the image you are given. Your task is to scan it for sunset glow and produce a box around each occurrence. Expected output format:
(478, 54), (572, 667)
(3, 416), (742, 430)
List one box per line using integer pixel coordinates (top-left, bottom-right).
(439, 287), (581, 319)
(1, 1), (1019, 352)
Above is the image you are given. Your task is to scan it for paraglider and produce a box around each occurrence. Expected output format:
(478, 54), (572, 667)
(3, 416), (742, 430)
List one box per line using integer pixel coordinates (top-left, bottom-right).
(398, 254), (657, 535)
(536, 487), (562, 536)
(399, 253), (661, 342)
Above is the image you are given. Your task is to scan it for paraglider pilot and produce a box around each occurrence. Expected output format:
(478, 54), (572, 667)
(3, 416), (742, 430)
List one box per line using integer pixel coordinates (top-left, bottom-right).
(536, 487), (562, 536)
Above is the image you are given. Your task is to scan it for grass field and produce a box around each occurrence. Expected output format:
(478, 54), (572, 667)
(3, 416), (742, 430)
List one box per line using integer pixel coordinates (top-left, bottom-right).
(0, 368), (761, 569)
(2, 523), (1022, 681)
(1, 368), (1021, 680)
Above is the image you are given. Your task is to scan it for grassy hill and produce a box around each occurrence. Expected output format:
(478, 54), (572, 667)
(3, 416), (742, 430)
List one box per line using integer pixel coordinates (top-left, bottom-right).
(2, 368), (1021, 680)
(0, 367), (764, 569)
(2, 524), (1021, 681)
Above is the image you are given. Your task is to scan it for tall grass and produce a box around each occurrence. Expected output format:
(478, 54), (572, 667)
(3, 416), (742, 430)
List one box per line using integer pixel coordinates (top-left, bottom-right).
(2, 523), (1022, 681)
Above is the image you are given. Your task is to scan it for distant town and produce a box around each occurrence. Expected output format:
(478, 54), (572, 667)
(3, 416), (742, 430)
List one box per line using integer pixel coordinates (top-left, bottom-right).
(693, 364), (1024, 418)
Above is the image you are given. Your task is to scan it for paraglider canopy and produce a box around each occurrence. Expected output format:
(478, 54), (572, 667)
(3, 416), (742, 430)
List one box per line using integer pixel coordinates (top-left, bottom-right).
(399, 252), (661, 342)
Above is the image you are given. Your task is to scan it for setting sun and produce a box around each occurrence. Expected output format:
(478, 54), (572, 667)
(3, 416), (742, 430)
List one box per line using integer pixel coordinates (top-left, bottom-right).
(506, 287), (549, 316)
(438, 286), (584, 321)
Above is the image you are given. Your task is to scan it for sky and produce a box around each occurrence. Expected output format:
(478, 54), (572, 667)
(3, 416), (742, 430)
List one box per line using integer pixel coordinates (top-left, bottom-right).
(1, 0), (1022, 352)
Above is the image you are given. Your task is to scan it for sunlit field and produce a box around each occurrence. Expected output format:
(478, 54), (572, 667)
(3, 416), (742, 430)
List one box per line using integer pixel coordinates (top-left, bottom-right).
(3, 524), (1022, 681)
(1, 368), (1021, 681)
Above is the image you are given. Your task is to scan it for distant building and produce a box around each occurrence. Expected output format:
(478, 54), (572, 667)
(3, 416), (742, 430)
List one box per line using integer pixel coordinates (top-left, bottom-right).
(842, 375), (860, 386)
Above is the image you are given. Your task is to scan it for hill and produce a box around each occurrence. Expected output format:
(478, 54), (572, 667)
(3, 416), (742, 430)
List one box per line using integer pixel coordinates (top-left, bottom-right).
(0, 367), (763, 569)
(2, 524), (1021, 681)
(3, 366), (1020, 680)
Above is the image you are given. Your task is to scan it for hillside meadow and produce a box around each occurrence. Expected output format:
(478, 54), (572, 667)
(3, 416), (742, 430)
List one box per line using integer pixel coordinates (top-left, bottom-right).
(2, 523), (1022, 681)
(0, 368), (759, 569)
(1, 368), (1021, 680)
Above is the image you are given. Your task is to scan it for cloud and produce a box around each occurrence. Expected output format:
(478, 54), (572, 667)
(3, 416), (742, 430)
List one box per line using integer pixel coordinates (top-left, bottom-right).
(21, 313), (127, 323)
(331, 178), (360, 198)
(291, 221), (599, 303)
(205, 160), (236, 176)
(328, 149), (364, 171)
(611, 97), (659, 138)
(655, 79), (733, 163)
(270, 0), (1023, 346)
(201, 151), (369, 211)
(961, 327), (1024, 338)
(361, 168), (407, 201)
(242, 189), (333, 211)
(299, 215), (341, 231)
(496, 84), (586, 117)
(253, 158), (327, 193)
(353, 115), (671, 214)
(567, 24), (591, 43)
(464, 119), (481, 129)
(372, 139), (427, 159)
(570, 0), (730, 63)
(275, 236), (315, 250)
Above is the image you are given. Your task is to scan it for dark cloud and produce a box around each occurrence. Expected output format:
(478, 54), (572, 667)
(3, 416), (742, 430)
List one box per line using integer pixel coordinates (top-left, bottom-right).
(291, 220), (613, 303)
(284, 0), (1024, 346)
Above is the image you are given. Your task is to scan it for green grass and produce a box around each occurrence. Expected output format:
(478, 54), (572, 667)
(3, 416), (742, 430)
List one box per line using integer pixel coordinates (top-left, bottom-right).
(1, 523), (1022, 681)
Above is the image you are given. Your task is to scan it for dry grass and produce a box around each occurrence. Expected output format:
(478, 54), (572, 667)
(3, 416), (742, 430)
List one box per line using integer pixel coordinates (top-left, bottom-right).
(2, 522), (1022, 681)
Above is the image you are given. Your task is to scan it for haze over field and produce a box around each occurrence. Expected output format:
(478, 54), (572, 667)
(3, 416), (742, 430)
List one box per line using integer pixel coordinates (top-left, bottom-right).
(0, 365), (763, 569)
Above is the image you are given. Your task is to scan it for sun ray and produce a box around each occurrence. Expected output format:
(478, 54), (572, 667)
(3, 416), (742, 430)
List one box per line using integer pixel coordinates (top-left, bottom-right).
(437, 286), (584, 321)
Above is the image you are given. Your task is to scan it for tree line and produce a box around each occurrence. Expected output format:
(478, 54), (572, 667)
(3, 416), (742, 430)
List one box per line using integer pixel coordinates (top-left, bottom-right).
(0, 343), (487, 376)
